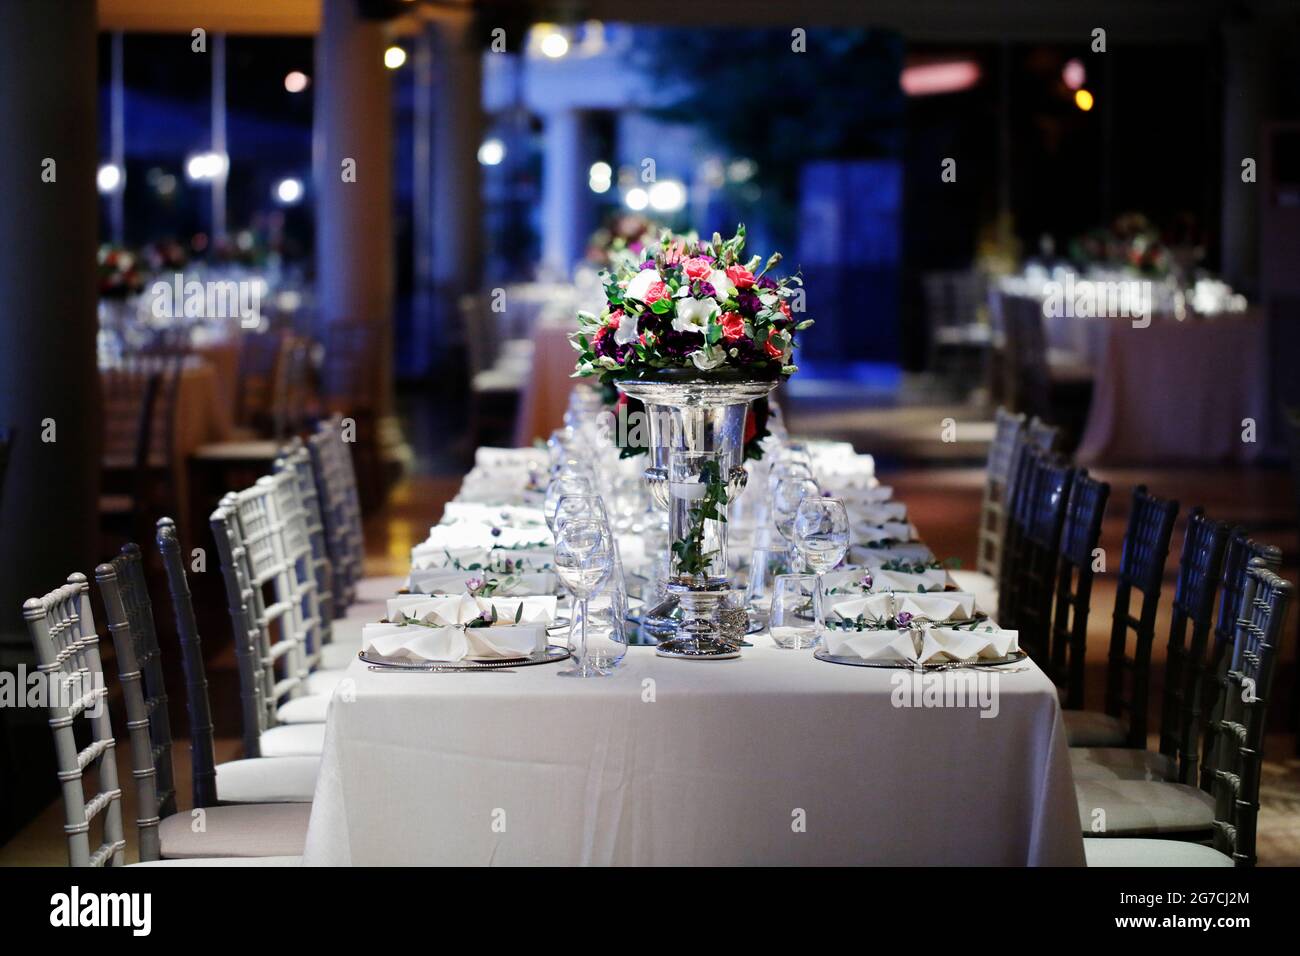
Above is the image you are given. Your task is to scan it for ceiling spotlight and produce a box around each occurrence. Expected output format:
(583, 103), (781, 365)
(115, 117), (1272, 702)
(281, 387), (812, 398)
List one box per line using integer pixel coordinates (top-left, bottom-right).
(274, 177), (303, 205)
(384, 46), (407, 70)
(623, 187), (649, 211)
(284, 71), (309, 93)
(477, 139), (506, 166)
(97, 163), (123, 194)
(1074, 88), (1095, 112)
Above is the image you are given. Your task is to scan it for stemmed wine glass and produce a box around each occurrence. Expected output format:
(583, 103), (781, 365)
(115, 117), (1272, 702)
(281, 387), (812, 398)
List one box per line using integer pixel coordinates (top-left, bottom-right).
(791, 495), (849, 644)
(773, 476), (819, 570)
(554, 517), (615, 677)
(545, 473), (594, 534)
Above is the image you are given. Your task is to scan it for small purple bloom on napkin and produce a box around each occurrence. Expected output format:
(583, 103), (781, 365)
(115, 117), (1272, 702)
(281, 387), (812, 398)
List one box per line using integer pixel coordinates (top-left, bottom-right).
(896, 611), (913, 627)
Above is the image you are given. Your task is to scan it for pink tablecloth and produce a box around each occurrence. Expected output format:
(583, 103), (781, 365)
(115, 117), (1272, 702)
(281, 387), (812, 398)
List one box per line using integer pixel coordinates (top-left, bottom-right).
(1077, 312), (1268, 465)
(512, 320), (578, 447)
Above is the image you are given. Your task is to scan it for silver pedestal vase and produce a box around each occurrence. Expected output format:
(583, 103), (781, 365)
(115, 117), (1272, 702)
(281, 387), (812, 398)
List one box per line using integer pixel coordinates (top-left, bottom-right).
(616, 373), (777, 659)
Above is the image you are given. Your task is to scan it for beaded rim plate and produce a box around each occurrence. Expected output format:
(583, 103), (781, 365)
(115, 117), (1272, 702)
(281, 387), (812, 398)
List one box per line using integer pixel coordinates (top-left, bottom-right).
(360, 644), (572, 671)
(813, 648), (1027, 669)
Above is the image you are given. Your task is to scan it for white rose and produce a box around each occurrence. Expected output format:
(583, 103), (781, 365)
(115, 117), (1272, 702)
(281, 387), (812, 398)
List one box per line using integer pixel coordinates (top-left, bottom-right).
(709, 269), (736, 300)
(671, 296), (719, 335)
(624, 268), (660, 303)
(613, 310), (639, 345)
(689, 345), (728, 371)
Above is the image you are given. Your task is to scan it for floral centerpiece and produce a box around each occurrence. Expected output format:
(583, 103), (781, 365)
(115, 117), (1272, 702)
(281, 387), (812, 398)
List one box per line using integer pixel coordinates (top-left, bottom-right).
(570, 224), (810, 382)
(569, 225), (810, 659)
(97, 244), (146, 299)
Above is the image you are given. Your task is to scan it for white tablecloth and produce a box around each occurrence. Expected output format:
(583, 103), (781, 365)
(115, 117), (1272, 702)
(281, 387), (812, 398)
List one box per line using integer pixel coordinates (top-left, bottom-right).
(1076, 311), (1269, 465)
(302, 643), (1083, 866)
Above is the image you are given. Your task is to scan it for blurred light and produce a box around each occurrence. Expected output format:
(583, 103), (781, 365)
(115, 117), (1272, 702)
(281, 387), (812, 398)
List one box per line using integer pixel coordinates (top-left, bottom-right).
(477, 138), (505, 166)
(284, 71), (309, 93)
(384, 46), (407, 70)
(900, 60), (981, 96)
(155, 174), (177, 197)
(540, 31), (569, 58)
(274, 177), (303, 205)
(624, 187), (649, 211)
(726, 158), (757, 183)
(1075, 88), (1095, 112)
(1062, 59), (1085, 91)
(588, 161), (612, 193)
(235, 230), (255, 251)
(648, 180), (686, 213)
(97, 163), (123, 194)
(185, 151), (228, 182)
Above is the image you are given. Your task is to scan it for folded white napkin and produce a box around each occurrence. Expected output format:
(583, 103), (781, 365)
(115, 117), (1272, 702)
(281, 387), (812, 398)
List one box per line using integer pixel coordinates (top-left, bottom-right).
(474, 447), (548, 470)
(362, 593), (556, 662)
(440, 502), (548, 528)
(918, 627), (1019, 663)
(853, 521), (919, 544)
(415, 523), (552, 554)
(823, 626), (1018, 664)
(846, 501), (908, 524)
(407, 566), (557, 596)
(828, 592), (978, 625)
(822, 566), (952, 595)
(850, 543), (935, 566)
(387, 593), (557, 627)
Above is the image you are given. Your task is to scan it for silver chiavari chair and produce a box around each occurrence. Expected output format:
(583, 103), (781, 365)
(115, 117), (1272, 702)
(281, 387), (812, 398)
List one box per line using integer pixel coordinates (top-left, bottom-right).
(157, 517), (319, 805)
(275, 442), (335, 627)
(263, 471), (326, 674)
(22, 574), (127, 867)
(308, 418), (357, 608)
(95, 559), (312, 862)
(211, 500), (329, 747)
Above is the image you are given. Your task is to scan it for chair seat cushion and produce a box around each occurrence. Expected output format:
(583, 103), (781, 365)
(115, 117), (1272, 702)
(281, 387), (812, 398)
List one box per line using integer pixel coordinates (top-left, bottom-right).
(303, 668), (348, 696)
(1077, 779), (1215, 836)
(947, 570), (997, 617)
(159, 803), (311, 858)
(277, 694), (330, 724)
(1071, 747), (1176, 782)
(354, 574), (407, 604)
(216, 756), (319, 803)
(1064, 710), (1128, 747)
(1084, 838), (1232, 868)
(259, 721), (326, 757)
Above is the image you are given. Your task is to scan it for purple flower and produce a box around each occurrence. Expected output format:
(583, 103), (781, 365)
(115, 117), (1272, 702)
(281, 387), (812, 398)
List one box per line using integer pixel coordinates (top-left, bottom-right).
(490, 526), (502, 537)
(896, 611), (913, 628)
(860, 571), (874, 591)
(697, 281), (717, 298)
(756, 275), (779, 290)
(737, 291), (762, 314)
(639, 259), (658, 271)
(465, 576), (485, 593)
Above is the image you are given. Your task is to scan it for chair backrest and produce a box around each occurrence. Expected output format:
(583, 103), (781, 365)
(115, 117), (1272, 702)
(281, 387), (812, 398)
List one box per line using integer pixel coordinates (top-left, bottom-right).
(922, 270), (984, 333)
(1002, 296), (1052, 418)
(1157, 509), (1230, 783)
(995, 435), (1045, 627)
(1049, 469), (1110, 707)
(1011, 453), (1075, 662)
(22, 574), (127, 867)
(233, 476), (313, 684)
(263, 470), (325, 669)
(100, 360), (159, 472)
(210, 501), (277, 756)
(1201, 540), (1283, 789)
(95, 558), (167, 862)
(974, 408), (1025, 580)
(309, 416), (364, 606)
(156, 517), (219, 809)
(1208, 565), (1292, 866)
(276, 442), (337, 627)
(1103, 485), (1180, 747)
(1025, 416), (1060, 453)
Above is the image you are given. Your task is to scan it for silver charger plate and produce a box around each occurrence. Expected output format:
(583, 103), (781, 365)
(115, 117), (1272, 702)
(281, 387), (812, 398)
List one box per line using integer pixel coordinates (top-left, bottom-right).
(360, 644), (572, 671)
(813, 648), (1028, 669)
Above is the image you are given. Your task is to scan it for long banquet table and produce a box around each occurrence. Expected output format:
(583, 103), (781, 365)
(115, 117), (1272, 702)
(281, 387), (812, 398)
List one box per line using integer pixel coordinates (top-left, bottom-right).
(302, 639), (1082, 865)
(301, 448), (1084, 866)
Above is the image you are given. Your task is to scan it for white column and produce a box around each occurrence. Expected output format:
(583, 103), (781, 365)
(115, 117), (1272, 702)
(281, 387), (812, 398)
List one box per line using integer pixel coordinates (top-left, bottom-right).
(541, 109), (593, 280)
(313, 0), (394, 411)
(0, 0), (99, 640)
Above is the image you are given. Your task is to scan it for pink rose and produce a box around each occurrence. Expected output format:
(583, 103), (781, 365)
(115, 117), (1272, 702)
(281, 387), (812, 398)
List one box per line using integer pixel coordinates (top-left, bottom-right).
(643, 281), (669, 305)
(764, 332), (783, 359)
(726, 265), (756, 289)
(682, 257), (714, 282)
(719, 311), (745, 341)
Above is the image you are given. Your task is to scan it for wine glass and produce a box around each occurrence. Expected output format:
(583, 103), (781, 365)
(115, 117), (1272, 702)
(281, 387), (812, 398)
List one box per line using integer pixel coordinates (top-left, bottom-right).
(769, 573), (819, 649)
(792, 496), (849, 644)
(772, 476), (819, 570)
(544, 473), (594, 534)
(554, 518), (614, 677)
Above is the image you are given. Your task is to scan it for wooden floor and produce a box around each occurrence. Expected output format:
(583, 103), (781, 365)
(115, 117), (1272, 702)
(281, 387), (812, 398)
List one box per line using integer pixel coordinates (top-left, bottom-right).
(5, 455), (1300, 866)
